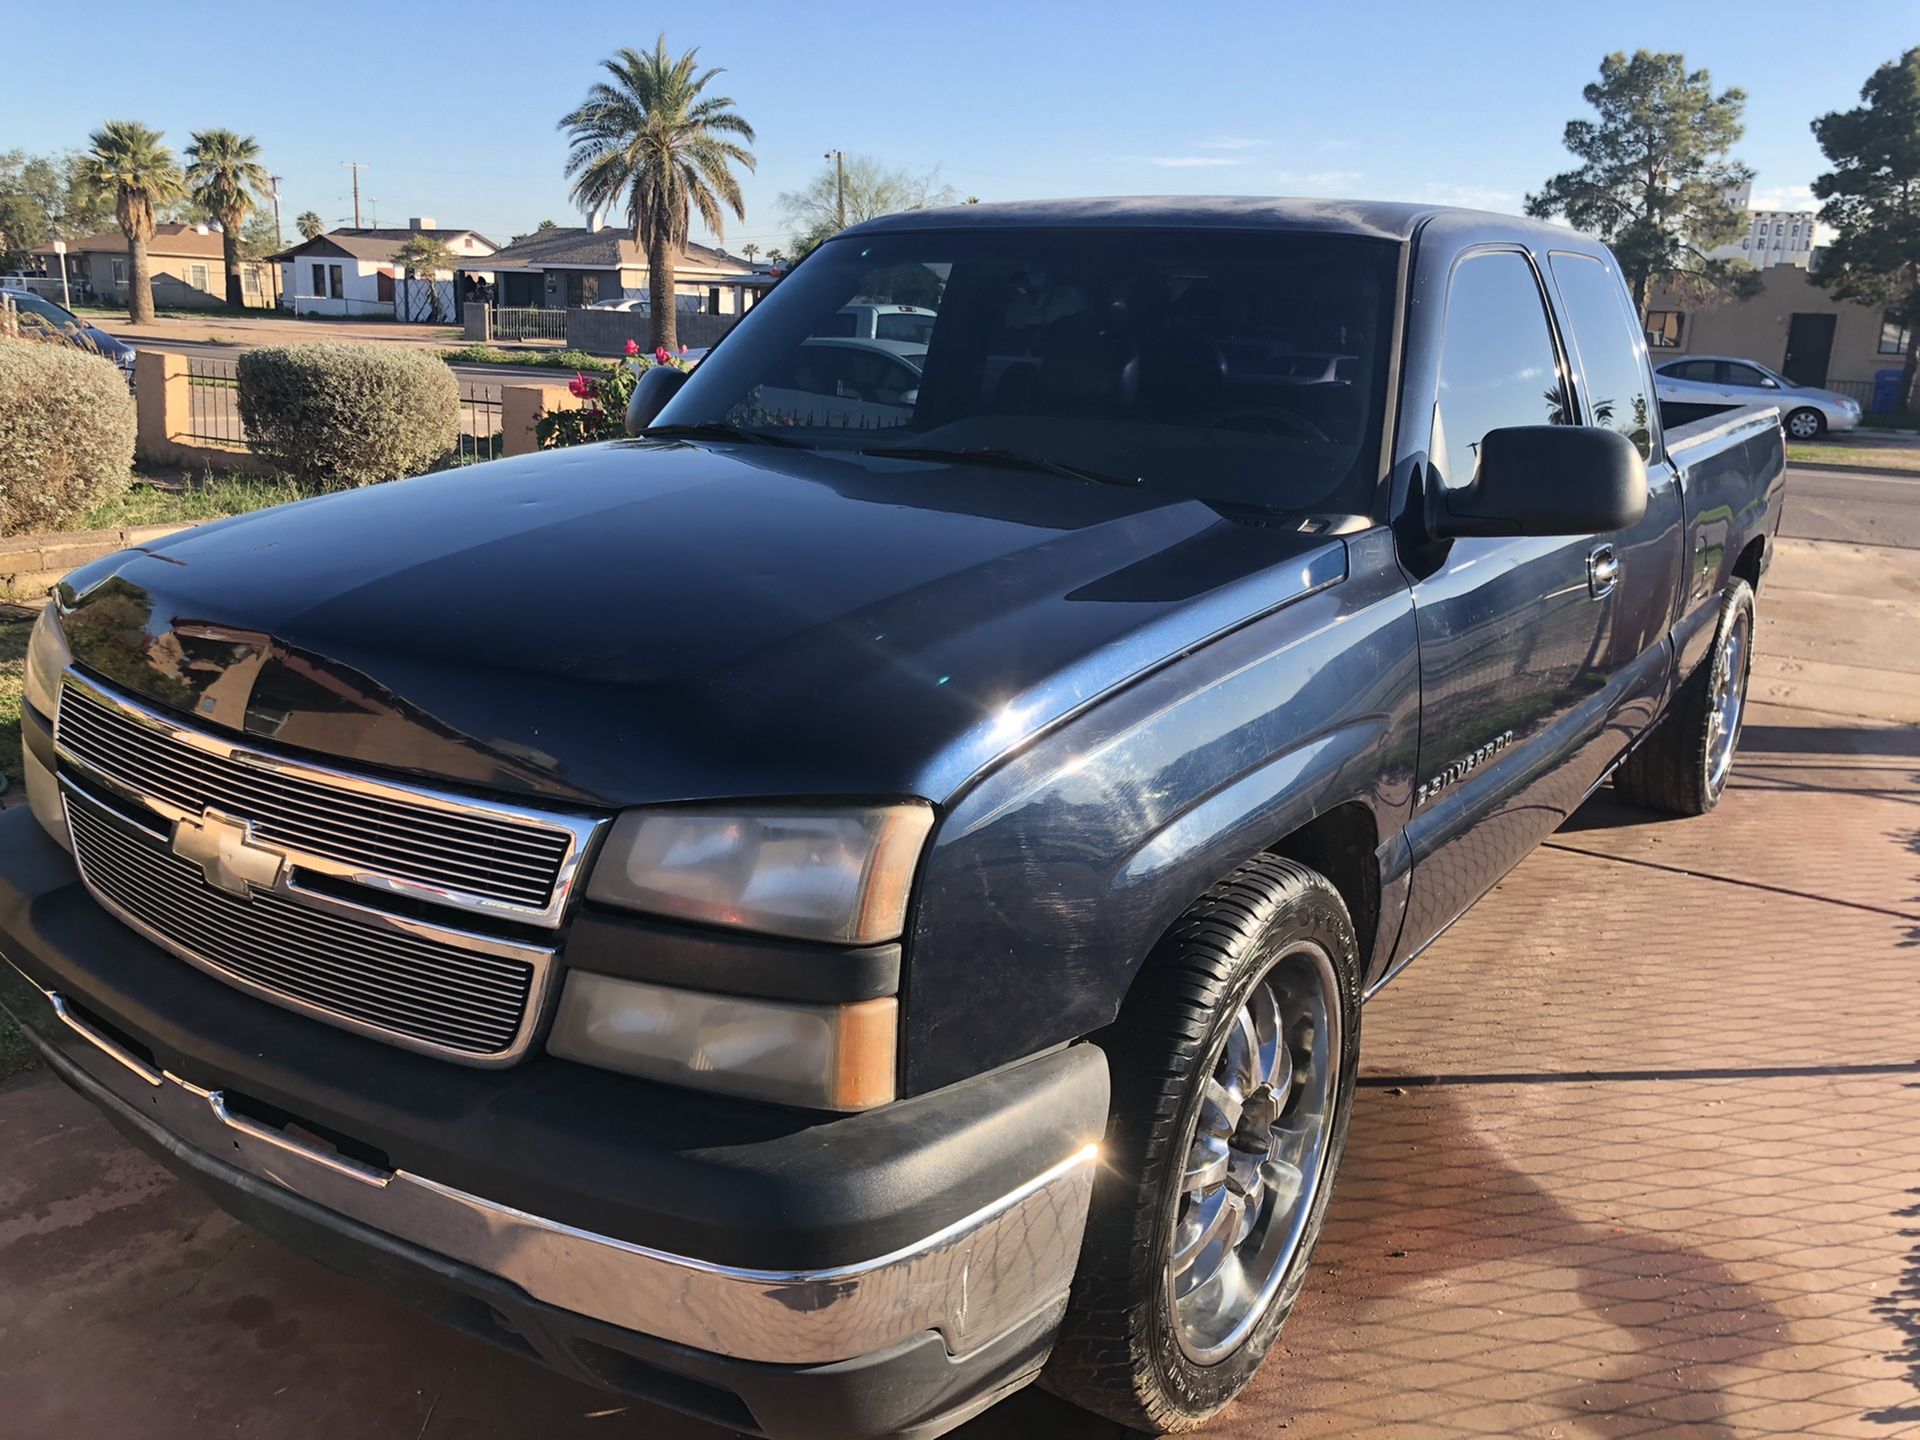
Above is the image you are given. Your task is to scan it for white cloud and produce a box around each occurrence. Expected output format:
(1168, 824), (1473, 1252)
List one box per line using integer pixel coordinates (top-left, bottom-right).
(1747, 183), (1818, 213)
(1272, 169), (1366, 192)
(1409, 182), (1522, 214)
(1150, 155), (1247, 168)
(1195, 137), (1267, 152)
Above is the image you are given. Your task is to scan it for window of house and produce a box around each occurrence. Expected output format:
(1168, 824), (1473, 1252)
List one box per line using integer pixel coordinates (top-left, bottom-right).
(1879, 317), (1912, 355)
(1432, 251), (1568, 490)
(111, 259), (127, 286)
(188, 264), (209, 291)
(709, 286), (722, 314)
(312, 262), (325, 297)
(1643, 311), (1683, 349)
(327, 265), (344, 299)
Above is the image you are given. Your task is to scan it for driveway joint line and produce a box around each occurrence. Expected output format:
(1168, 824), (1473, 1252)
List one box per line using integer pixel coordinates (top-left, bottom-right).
(1540, 841), (1920, 921)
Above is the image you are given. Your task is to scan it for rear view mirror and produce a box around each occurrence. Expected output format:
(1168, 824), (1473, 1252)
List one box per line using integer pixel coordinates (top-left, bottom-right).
(625, 364), (690, 435)
(1432, 426), (1647, 539)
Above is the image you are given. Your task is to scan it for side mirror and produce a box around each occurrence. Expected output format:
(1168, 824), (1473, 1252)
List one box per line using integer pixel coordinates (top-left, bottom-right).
(1759, 377), (1779, 389)
(625, 364), (689, 435)
(1432, 426), (1647, 539)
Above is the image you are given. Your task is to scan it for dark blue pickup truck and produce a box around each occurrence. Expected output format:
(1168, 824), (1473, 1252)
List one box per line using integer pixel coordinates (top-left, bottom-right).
(0, 199), (1783, 1437)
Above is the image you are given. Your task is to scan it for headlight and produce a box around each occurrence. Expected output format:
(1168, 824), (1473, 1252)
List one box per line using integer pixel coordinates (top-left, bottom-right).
(23, 604), (69, 722)
(547, 975), (896, 1110)
(585, 803), (933, 944)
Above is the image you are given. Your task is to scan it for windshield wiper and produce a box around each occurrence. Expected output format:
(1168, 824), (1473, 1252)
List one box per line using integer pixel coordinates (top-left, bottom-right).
(858, 444), (1140, 487)
(642, 421), (811, 449)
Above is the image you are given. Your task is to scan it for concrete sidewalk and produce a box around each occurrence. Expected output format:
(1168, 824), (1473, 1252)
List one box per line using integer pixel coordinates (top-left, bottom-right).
(2, 548), (1916, 1439)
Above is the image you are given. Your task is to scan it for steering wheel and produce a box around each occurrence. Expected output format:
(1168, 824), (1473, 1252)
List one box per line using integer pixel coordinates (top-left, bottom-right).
(1210, 409), (1331, 443)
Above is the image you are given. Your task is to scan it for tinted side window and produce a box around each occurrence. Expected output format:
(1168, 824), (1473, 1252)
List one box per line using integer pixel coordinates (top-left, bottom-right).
(1664, 359), (1717, 382)
(1548, 252), (1653, 458)
(1722, 363), (1768, 388)
(1434, 252), (1566, 490)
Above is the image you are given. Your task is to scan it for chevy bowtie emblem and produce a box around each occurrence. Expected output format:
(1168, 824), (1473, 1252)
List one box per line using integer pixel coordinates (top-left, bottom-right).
(170, 809), (287, 899)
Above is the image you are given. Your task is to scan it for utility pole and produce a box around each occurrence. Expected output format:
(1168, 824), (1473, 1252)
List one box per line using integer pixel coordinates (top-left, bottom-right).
(341, 161), (370, 227)
(268, 175), (283, 247)
(824, 150), (846, 229)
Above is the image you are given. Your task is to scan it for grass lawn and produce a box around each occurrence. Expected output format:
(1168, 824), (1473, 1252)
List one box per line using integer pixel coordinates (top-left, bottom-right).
(82, 473), (306, 530)
(1787, 442), (1920, 472)
(0, 608), (32, 1080)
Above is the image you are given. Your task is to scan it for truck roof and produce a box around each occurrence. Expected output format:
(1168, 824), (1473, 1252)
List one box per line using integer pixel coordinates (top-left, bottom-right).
(845, 195), (1581, 245)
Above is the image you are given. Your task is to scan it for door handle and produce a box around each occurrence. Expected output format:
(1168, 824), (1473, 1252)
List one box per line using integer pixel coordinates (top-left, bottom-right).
(1588, 544), (1620, 598)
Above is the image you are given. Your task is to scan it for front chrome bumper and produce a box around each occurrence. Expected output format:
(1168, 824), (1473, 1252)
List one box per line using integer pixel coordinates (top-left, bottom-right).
(3, 954), (1098, 1368)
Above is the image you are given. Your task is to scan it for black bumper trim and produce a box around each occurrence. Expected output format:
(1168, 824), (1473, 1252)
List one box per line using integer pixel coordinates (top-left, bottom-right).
(28, 1031), (1062, 1440)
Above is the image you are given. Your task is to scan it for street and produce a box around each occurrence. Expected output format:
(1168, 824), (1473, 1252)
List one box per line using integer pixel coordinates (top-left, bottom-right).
(1, 464), (1917, 1438)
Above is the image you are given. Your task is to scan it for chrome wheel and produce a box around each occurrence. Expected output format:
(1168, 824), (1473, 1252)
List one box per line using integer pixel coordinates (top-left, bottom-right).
(1706, 606), (1750, 792)
(1786, 408), (1823, 440)
(1166, 942), (1340, 1364)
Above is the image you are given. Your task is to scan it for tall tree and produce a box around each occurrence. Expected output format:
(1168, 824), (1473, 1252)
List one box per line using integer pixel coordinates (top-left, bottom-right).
(393, 234), (456, 323)
(559, 35), (756, 350)
(1526, 51), (1756, 312)
(741, 241), (759, 264)
(1810, 46), (1920, 411)
(296, 209), (325, 241)
(778, 155), (958, 260)
(185, 129), (271, 307)
(76, 120), (185, 324)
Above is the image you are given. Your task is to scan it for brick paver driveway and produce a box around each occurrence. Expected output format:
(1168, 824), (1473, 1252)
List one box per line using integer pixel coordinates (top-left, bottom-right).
(3, 546), (1916, 1437)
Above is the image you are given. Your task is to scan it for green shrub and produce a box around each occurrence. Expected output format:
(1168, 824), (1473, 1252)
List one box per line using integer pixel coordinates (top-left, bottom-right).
(0, 338), (135, 536)
(237, 343), (459, 491)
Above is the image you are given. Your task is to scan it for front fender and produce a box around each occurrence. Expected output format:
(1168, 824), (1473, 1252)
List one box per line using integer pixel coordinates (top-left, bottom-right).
(901, 533), (1419, 1095)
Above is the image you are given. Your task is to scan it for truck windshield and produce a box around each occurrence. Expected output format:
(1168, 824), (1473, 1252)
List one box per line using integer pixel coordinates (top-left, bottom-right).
(657, 228), (1399, 516)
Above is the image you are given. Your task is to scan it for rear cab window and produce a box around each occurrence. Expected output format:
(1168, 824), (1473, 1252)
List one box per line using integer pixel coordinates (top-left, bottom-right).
(1548, 252), (1655, 459)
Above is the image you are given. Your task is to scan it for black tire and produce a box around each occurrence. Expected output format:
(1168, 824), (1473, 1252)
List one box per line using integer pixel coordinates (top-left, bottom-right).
(1044, 855), (1361, 1433)
(1613, 578), (1755, 816)
(1784, 407), (1826, 441)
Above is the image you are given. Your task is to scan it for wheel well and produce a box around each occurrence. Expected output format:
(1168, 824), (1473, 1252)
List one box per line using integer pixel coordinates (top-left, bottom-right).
(1266, 803), (1380, 973)
(1733, 535), (1765, 591)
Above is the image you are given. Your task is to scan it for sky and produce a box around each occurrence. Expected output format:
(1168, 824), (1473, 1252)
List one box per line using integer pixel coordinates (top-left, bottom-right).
(6, 2), (1915, 254)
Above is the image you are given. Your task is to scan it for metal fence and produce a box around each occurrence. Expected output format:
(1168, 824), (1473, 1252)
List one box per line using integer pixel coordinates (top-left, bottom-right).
(456, 382), (504, 464)
(1824, 378), (1877, 408)
(185, 356), (246, 447)
(490, 307), (568, 343)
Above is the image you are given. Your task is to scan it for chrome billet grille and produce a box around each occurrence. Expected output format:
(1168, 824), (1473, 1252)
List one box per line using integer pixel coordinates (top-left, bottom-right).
(57, 679), (578, 917)
(67, 796), (536, 1058)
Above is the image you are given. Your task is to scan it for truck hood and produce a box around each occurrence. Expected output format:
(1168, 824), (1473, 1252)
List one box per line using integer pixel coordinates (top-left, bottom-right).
(59, 441), (1345, 808)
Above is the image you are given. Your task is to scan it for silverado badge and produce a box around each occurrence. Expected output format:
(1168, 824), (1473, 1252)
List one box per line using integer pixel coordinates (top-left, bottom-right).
(1416, 730), (1516, 808)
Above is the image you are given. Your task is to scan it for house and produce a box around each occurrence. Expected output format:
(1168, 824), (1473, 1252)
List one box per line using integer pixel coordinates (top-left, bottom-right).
(1644, 264), (1911, 400)
(483, 224), (773, 315)
(33, 223), (276, 308)
(269, 220), (498, 320)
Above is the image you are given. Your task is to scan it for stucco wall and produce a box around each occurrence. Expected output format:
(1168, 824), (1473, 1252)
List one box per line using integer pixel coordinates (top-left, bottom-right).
(1648, 267), (1909, 388)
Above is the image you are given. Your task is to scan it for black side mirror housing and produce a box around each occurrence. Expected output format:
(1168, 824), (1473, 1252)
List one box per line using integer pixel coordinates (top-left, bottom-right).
(625, 364), (690, 436)
(1432, 426), (1647, 539)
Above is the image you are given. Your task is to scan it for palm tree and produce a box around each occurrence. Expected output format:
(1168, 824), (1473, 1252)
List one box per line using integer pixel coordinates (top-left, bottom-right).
(77, 120), (186, 324)
(185, 129), (270, 307)
(393, 234), (456, 323)
(741, 242), (759, 265)
(296, 210), (325, 241)
(558, 35), (755, 350)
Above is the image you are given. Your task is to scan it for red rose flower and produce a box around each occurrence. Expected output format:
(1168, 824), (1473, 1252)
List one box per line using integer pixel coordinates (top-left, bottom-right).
(625, 338), (640, 357)
(568, 372), (594, 399)
(654, 346), (672, 364)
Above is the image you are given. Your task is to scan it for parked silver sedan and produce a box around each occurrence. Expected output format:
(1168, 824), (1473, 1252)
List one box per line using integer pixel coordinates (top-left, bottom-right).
(1652, 354), (1861, 440)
